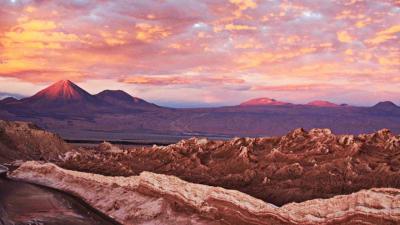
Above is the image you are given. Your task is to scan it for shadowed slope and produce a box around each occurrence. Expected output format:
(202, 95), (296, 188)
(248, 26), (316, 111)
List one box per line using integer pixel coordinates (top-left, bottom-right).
(0, 120), (71, 163)
(95, 90), (158, 109)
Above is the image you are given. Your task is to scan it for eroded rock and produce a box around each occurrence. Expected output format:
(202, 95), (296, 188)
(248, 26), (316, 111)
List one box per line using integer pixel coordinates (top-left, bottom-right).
(10, 161), (400, 225)
(61, 128), (400, 206)
(0, 120), (71, 163)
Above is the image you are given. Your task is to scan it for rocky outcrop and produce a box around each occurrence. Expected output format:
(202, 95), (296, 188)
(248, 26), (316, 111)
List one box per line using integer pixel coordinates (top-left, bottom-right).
(0, 165), (7, 177)
(98, 141), (124, 153)
(10, 161), (400, 225)
(61, 128), (400, 206)
(0, 120), (71, 163)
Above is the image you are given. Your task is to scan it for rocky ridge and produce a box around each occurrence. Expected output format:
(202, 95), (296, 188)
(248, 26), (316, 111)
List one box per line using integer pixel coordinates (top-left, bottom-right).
(0, 120), (71, 163)
(61, 128), (400, 206)
(10, 161), (400, 225)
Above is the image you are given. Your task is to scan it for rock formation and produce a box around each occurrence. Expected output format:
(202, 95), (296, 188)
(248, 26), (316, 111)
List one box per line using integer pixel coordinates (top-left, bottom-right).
(10, 161), (400, 225)
(0, 120), (71, 163)
(61, 128), (400, 206)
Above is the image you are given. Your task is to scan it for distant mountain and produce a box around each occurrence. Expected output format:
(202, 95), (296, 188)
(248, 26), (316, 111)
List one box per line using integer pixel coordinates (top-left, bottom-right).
(18, 80), (99, 109)
(95, 90), (157, 109)
(1, 81), (400, 139)
(31, 80), (94, 101)
(306, 100), (339, 107)
(1, 80), (159, 115)
(372, 101), (399, 109)
(0, 97), (18, 104)
(369, 101), (400, 115)
(240, 97), (290, 106)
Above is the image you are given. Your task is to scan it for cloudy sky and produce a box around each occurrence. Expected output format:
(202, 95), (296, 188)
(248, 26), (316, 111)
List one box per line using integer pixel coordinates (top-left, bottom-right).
(0, 0), (399, 107)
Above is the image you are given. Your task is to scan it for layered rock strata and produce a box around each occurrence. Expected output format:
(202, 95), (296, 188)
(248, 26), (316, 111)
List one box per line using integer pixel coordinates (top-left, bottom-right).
(10, 161), (400, 225)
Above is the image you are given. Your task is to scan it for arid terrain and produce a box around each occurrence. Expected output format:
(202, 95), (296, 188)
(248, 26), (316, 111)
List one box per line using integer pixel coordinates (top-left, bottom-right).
(60, 126), (400, 206)
(0, 120), (400, 224)
(1, 0), (399, 223)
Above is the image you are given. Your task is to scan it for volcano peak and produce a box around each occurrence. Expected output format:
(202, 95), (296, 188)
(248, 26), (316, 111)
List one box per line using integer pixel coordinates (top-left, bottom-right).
(31, 80), (92, 101)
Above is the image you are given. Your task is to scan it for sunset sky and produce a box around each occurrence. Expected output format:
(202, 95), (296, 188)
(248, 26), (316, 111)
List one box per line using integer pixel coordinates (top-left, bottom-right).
(0, 0), (399, 107)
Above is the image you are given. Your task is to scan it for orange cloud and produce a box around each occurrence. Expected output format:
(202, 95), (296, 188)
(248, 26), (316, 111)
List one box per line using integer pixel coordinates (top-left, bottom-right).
(365, 25), (400, 45)
(236, 47), (318, 69)
(135, 23), (171, 42)
(234, 38), (262, 49)
(24, 6), (37, 13)
(229, 0), (257, 17)
(100, 30), (128, 46)
(0, 18), (79, 52)
(224, 23), (257, 31)
(121, 76), (190, 85)
(337, 31), (354, 43)
(253, 83), (337, 92)
(120, 75), (244, 86)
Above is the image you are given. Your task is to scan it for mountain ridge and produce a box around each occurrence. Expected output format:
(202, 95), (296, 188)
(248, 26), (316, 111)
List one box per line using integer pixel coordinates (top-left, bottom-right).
(2, 80), (398, 108)
(1, 80), (400, 139)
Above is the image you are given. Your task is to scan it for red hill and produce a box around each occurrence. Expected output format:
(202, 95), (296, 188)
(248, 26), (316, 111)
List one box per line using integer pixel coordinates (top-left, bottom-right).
(240, 97), (290, 106)
(306, 100), (339, 107)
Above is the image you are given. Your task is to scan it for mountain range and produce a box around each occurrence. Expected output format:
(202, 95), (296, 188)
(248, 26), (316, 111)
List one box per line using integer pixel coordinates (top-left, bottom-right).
(1, 80), (400, 141)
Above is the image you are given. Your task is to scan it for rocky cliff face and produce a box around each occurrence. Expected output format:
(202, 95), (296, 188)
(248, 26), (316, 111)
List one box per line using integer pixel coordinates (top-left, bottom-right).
(61, 128), (400, 206)
(10, 161), (400, 225)
(0, 120), (71, 163)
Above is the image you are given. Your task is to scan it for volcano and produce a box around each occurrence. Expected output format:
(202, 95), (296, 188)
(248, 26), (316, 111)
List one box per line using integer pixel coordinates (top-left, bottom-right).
(15, 80), (101, 113)
(7, 80), (159, 115)
(1, 81), (400, 139)
(24, 80), (96, 102)
(95, 90), (157, 109)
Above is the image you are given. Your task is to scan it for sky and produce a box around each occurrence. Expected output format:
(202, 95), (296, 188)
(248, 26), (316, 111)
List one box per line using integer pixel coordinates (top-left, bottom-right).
(0, 0), (399, 107)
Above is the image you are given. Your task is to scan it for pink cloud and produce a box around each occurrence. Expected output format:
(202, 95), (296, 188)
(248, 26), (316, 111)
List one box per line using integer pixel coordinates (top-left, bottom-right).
(0, 0), (398, 105)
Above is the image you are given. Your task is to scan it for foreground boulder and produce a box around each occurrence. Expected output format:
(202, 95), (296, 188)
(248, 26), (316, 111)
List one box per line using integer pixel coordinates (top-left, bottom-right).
(0, 120), (71, 163)
(10, 161), (400, 225)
